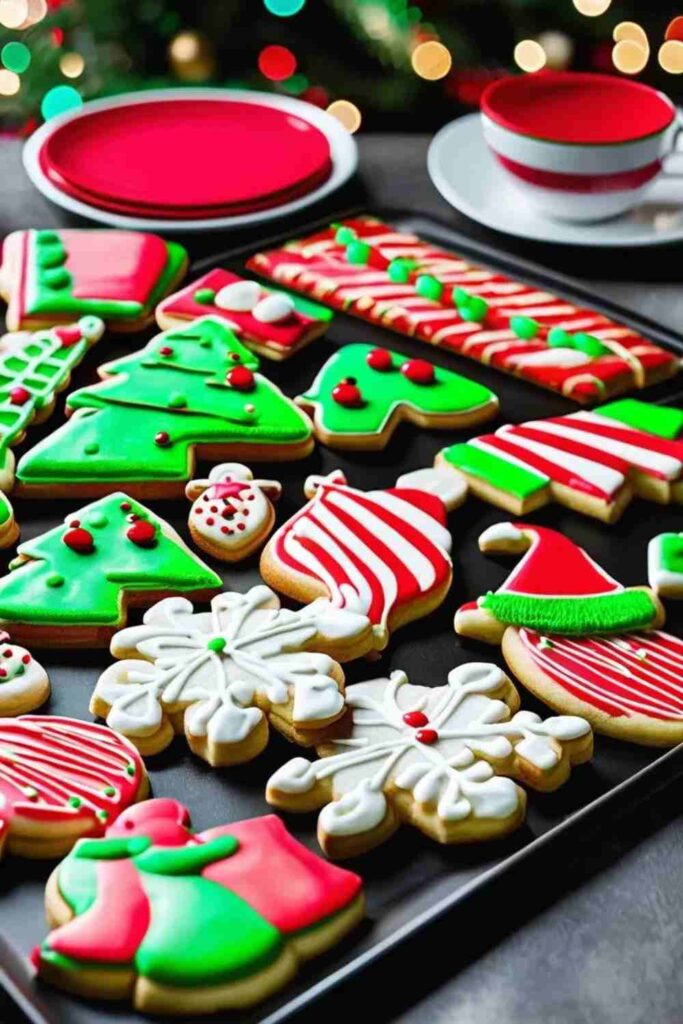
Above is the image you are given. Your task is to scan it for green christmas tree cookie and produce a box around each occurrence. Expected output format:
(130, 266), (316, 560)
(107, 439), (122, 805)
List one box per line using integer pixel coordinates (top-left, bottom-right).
(0, 492), (221, 647)
(16, 316), (314, 499)
(295, 343), (498, 450)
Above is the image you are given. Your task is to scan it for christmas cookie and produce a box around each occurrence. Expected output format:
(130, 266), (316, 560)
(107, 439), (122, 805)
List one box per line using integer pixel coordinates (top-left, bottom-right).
(648, 532), (683, 598)
(502, 628), (683, 746)
(248, 217), (678, 403)
(267, 662), (592, 858)
(0, 492), (221, 647)
(455, 522), (664, 645)
(0, 716), (148, 861)
(16, 317), (315, 499)
(0, 493), (19, 549)
(156, 269), (333, 360)
(260, 468), (466, 654)
(33, 798), (364, 1014)
(91, 585), (373, 767)
(185, 463), (281, 562)
(0, 229), (187, 332)
(436, 399), (683, 523)
(0, 636), (50, 716)
(295, 343), (498, 451)
(0, 316), (105, 492)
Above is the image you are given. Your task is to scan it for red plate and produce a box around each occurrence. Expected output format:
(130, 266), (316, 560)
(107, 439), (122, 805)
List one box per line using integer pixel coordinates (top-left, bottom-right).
(41, 97), (333, 213)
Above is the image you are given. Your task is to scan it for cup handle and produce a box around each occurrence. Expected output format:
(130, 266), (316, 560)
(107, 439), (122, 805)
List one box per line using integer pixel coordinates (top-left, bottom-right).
(661, 116), (683, 176)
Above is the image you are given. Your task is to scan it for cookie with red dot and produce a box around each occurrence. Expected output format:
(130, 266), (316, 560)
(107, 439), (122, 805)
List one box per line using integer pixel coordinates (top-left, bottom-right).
(0, 634), (50, 716)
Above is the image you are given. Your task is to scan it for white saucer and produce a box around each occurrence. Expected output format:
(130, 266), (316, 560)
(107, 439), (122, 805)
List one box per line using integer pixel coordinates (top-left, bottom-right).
(23, 88), (358, 233)
(428, 112), (683, 248)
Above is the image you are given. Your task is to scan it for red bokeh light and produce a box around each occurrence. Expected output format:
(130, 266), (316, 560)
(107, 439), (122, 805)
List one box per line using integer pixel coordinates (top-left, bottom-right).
(258, 45), (297, 82)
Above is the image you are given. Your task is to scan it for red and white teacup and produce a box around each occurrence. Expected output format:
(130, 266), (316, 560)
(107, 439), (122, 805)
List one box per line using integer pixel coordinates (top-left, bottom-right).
(481, 72), (678, 222)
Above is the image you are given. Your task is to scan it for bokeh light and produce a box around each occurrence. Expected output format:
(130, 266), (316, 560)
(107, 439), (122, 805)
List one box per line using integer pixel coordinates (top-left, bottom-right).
(60, 52), (85, 79)
(666, 17), (683, 43)
(169, 31), (202, 63)
(0, 68), (20, 95)
(0, 0), (28, 29)
(41, 84), (83, 121)
(536, 30), (573, 70)
(612, 38), (648, 74)
(572, 0), (611, 15)
(258, 44), (297, 82)
(514, 39), (546, 73)
(659, 39), (683, 74)
(613, 22), (648, 47)
(1, 41), (31, 74)
(411, 41), (452, 81)
(264, 0), (306, 15)
(326, 98), (362, 133)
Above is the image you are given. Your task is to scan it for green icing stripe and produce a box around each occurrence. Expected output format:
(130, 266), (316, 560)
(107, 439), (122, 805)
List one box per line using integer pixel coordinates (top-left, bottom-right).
(596, 399), (683, 440)
(272, 288), (334, 322)
(660, 533), (683, 574)
(482, 590), (658, 634)
(440, 442), (547, 499)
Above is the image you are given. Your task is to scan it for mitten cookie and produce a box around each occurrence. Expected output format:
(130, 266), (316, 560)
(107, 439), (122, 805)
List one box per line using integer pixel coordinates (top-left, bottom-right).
(0, 635), (49, 715)
(267, 663), (592, 858)
(91, 585), (373, 766)
(185, 463), (281, 562)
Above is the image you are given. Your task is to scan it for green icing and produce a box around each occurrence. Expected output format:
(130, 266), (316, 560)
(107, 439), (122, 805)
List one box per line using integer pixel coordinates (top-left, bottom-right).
(0, 494), (10, 526)
(299, 343), (495, 439)
(0, 491), (221, 626)
(271, 288), (333, 322)
(659, 533), (683, 575)
(439, 442), (548, 499)
(16, 318), (312, 489)
(481, 590), (658, 634)
(596, 399), (683, 440)
(75, 837), (151, 861)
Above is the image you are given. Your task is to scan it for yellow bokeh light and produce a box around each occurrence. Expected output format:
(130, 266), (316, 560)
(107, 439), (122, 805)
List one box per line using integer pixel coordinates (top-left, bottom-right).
(411, 41), (452, 81)
(60, 52), (85, 79)
(514, 40), (546, 73)
(612, 38), (648, 75)
(169, 31), (202, 63)
(0, 0), (27, 28)
(613, 22), (649, 48)
(0, 68), (20, 95)
(573, 0), (611, 15)
(659, 39), (683, 74)
(326, 99), (362, 134)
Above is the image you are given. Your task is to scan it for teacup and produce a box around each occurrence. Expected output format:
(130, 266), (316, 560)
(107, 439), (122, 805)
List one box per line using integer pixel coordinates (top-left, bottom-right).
(480, 72), (678, 222)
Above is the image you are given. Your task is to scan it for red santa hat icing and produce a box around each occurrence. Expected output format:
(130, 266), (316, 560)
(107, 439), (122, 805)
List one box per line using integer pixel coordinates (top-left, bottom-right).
(456, 522), (661, 640)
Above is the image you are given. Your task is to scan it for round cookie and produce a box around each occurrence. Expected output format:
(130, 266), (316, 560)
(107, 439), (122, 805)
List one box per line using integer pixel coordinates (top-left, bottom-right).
(185, 464), (281, 562)
(0, 635), (50, 715)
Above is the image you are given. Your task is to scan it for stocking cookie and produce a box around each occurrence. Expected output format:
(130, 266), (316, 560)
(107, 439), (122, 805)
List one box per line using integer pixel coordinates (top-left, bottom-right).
(260, 468), (466, 654)
(267, 663), (592, 858)
(0, 492), (221, 647)
(648, 532), (683, 598)
(185, 464), (281, 562)
(91, 585), (373, 766)
(156, 269), (333, 360)
(295, 343), (498, 450)
(0, 228), (187, 332)
(0, 635), (50, 715)
(0, 716), (148, 860)
(455, 522), (664, 644)
(16, 317), (314, 499)
(33, 798), (363, 1014)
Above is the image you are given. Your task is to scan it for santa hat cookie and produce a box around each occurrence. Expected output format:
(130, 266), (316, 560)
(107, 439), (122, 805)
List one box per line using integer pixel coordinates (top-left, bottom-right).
(455, 522), (664, 644)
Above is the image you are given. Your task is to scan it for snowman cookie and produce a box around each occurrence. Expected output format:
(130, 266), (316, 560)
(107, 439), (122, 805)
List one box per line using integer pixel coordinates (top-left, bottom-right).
(185, 464), (282, 562)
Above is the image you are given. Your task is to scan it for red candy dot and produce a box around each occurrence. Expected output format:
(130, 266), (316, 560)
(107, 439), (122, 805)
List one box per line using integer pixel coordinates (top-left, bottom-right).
(68, 519), (80, 528)
(416, 728), (438, 745)
(206, 517), (215, 526)
(332, 377), (363, 408)
(0, 668), (6, 678)
(366, 348), (393, 372)
(2, 649), (11, 658)
(120, 502), (131, 511)
(22, 654), (30, 664)
(229, 352), (241, 362)
(155, 431), (171, 447)
(9, 386), (31, 406)
(237, 523), (246, 531)
(126, 519), (156, 548)
(403, 710), (429, 728)
(221, 526), (231, 535)
(226, 366), (255, 391)
(401, 359), (435, 385)
(63, 527), (94, 554)
(159, 346), (173, 357)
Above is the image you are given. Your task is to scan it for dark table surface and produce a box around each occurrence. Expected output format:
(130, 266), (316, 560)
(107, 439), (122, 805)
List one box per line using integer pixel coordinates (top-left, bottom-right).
(2, 132), (683, 1024)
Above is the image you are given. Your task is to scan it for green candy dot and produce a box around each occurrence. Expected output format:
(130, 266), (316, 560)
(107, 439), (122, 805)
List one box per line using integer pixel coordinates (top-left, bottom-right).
(539, 637), (555, 649)
(14, 663), (24, 676)
(387, 258), (415, 284)
(460, 295), (488, 322)
(346, 240), (371, 265)
(335, 225), (357, 245)
(168, 392), (188, 408)
(84, 442), (100, 455)
(42, 267), (72, 290)
(415, 274), (443, 302)
(36, 230), (59, 244)
(453, 287), (470, 307)
(125, 762), (136, 776)
(96, 810), (109, 822)
(87, 512), (108, 528)
(103, 785), (116, 796)
(573, 332), (608, 357)
(207, 636), (227, 652)
(37, 244), (65, 269)
(510, 315), (540, 340)
(193, 288), (216, 305)
(46, 573), (65, 588)
(547, 327), (572, 348)
(68, 796), (82, 808)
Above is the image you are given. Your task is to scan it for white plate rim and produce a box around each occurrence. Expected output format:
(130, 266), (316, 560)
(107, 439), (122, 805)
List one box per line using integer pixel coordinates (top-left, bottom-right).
(23, 87), (358, 232)
(427, 112), (683, 248)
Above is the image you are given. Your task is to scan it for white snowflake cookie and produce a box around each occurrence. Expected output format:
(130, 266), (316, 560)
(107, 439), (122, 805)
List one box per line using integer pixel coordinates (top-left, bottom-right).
(266, 662), (593, 858)
(90, 585), (373, 767)
(185, 463), (282, 562)
(0, 634), (50, 716)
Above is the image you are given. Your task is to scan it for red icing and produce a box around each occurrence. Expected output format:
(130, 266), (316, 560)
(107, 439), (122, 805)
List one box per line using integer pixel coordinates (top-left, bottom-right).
(226, 366), (255, 392)
(54, 325), (83, 347)
(366, 348), (392, 371)
(401, 359), (435, 385)
(206, 480), (251, 502)
(108, 797), (192, 846)
(63, 526), (94, 554)
(403, 710), (428, 728)
(126, 520), (157, 548)
(9, 387), (31, 406)
(332, 379), (363, 408)
(60, 230), (171, 305)
(416, 728), (438, 745)
(503, 524), (620, 598)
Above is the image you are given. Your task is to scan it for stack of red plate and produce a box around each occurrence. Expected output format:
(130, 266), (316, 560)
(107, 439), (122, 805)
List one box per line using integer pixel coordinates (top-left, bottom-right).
(23, 89), (358, 231)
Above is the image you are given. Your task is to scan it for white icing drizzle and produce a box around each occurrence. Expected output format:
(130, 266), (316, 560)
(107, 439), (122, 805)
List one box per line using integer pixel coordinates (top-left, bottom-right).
(478, 522), (524, 547)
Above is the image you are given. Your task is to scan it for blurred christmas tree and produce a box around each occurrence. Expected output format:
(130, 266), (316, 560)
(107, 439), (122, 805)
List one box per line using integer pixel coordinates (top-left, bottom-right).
(0, 0), (679, 135)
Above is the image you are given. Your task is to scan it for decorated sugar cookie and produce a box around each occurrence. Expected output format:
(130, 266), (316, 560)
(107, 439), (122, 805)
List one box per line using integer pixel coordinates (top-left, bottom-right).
(648, 532), (683, 598)
(16, 317), (314, 499)
(436, 399), (683, 523)
(0, 316), (105, 492)
(248, 217), (679, 402)
(0, 716), (148, 861)
(185, 464), (281, 562)
(0, 228), (187, 332)
(295, 343), (498, 450)
(33, 798), (364, 1014)
(0, 492), (221, 647)
(0, 635), (49, 716)
(91, 585), (373, 766)
(455, 522), (664, 644)
(267, 662), (592, 858)
(0, 493), (19, 549)
(260, 467), (466, 654)
(156, 268), (333, 360)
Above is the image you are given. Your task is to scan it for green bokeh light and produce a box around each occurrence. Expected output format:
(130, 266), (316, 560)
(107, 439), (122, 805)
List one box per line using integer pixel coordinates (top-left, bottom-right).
(2, 42), (31, 74)
(41, 85), (83, 121)
(282, 72), (309, 94)
(264, 0), (306, 16)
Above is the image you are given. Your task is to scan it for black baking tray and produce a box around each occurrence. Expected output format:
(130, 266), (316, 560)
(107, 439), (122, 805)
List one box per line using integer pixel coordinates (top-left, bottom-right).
(3, 210), (683, 1024)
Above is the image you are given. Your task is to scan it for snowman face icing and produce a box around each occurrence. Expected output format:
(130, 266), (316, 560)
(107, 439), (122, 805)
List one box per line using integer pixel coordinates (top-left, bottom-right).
(186, 463), (281, 557)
